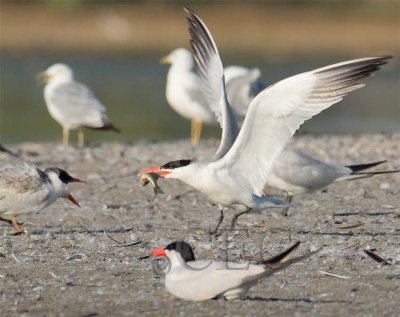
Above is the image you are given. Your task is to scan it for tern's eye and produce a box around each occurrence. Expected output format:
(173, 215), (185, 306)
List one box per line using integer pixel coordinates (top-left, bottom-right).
(170, 164), (175, 168)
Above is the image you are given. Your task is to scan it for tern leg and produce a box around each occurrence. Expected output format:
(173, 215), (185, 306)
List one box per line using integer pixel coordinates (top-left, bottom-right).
(77, 129), (85, 148)
(191, 121), (202, 145)
(231, 207), (252, 229)
(11, 216), (24, 235)
(62, 127), (70, 145)
(281, 193), (293, 216)
(210, 208), (224, 235)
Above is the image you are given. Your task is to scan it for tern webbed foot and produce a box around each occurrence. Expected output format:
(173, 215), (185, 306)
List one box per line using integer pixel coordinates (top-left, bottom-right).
(11, 216), (25, 235)
(10, 230), (26, 236)
(209, 229), (220, 237)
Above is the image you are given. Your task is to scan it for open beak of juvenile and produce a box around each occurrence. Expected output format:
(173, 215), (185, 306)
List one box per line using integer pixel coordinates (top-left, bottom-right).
(67, 194), (80, 207)
(36, 72), (50, 84)
(142, 167), (171, 178)
(159, 55), (171, 64)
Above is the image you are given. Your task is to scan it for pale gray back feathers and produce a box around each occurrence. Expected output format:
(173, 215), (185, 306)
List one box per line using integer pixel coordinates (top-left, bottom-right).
(0, 163), (49, 194)
(225, 68), (266, 119)
(50, 81), (109, 128)
(0, 162), (53, 217)
(271, 150), (351, 190)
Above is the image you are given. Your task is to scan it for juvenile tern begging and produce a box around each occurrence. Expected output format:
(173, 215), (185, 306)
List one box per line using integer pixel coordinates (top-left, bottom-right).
(267, 151), (400, 215)
(0, 163), (84, 234)
(144, 8), (391, 233)
(39, 63), (120, 147)
(149, 241), (318, 301)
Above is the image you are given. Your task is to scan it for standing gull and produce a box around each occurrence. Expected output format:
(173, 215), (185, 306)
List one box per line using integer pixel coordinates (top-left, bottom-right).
(39, 63), (119, 147)
(143, 8), (391, 233)
(160, 48), (217, 145)
(161, 48), (265, 144)
(0, 162), (84, 234)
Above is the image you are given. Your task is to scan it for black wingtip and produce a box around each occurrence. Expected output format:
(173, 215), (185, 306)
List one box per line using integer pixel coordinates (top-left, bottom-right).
(84, 123), (120, 133)
(380, 55), (393, 61)
(108, 123), (121, 133)
(263, 241), (301, 265)
(183, 6), (193, 15)
(346, 160), (387, 173)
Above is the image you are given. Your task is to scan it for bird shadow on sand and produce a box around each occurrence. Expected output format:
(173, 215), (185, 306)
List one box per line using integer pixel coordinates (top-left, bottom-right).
(247, 296), (352, 304)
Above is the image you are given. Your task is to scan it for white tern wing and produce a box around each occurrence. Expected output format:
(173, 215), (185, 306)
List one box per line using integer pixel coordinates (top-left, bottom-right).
(185, 8), (239, 160)
(211, 56), (391, 196)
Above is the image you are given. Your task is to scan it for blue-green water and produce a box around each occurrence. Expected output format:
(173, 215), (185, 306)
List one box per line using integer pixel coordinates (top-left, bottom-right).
(0, 53), (398, 144)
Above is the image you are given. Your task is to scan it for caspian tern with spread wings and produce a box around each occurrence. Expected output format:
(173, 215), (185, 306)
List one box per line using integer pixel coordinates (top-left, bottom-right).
(144, 8), (391, 233)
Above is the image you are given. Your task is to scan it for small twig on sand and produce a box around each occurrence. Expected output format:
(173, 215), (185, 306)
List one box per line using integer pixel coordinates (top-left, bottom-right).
(297, 230), (400, 237)
(337, 222), (364, 230)
(319, 271), (350, 280)
(103, 231), (142, 247)
(334, 211), (397, 217)
(363, 249), (391, 266)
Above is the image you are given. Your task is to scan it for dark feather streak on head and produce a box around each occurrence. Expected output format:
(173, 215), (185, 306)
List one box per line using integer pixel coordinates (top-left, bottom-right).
(161, 159), (192, 170)
(165, 241), (195, 262)
(45, 167), (75, 184)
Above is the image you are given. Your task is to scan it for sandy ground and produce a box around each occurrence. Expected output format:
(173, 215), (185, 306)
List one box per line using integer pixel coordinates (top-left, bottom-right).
(0, 133), (399, 317)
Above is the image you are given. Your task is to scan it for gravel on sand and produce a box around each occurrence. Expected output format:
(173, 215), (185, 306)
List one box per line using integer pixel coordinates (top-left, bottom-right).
(0, 133), (399, 317)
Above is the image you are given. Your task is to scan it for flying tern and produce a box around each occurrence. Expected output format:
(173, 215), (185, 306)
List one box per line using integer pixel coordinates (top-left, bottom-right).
(267, 150), (400, 215)
(0, 162), (84, 234)
(39, 63), (120, 147)
(144, 8), (391, 233)
(149, 240), (317, 301)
